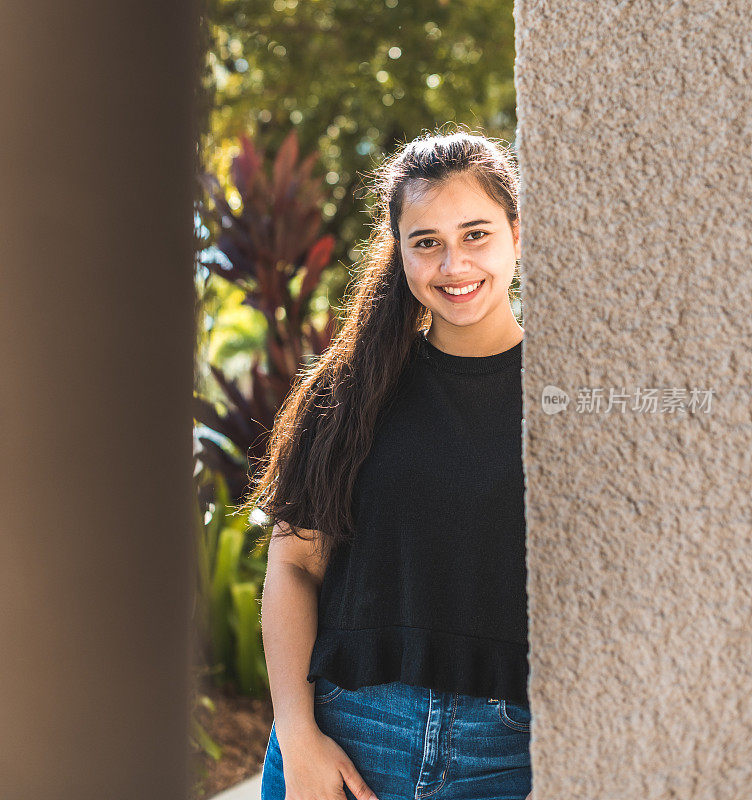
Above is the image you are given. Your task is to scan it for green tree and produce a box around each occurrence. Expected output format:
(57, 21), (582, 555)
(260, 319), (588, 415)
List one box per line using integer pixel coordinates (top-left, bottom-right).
(201, 0), (517, 267)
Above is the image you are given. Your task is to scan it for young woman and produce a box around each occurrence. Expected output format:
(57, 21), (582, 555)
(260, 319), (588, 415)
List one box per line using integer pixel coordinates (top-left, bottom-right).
(246, 128), (531, 800)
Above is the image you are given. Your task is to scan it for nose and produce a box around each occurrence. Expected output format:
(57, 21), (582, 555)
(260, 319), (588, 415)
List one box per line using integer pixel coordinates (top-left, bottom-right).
(440, 244), (471, 275)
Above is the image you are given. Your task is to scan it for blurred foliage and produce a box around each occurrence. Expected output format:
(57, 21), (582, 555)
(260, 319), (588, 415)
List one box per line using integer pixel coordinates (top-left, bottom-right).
(188, 683), (223, 795)
(193, 470), (271, 694)
(194, 130), (338, 502)
(200, 0), (517, 272)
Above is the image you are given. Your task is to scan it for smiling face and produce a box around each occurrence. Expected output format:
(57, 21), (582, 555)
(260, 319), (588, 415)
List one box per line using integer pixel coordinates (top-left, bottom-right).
(397, 170), (522, 355)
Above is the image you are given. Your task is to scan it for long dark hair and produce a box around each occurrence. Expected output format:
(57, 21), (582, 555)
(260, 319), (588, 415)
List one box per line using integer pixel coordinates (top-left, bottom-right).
(243, 124), (520, 560)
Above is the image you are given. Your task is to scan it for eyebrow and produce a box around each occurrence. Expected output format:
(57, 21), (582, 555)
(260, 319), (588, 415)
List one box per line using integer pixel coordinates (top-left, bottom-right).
(406, 219), (494, 240)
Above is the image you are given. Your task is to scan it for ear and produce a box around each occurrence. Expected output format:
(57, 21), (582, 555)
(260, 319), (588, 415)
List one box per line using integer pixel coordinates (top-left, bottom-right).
(512, 217), (521, 258)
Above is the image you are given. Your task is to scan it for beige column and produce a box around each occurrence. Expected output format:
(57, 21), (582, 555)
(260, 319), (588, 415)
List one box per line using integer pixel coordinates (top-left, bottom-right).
(0, 2), (199, 798)
(515, 2), (752, 797)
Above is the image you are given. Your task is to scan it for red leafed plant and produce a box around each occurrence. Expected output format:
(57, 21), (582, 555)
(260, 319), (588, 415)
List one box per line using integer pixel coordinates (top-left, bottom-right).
(195, 129), (339, 504)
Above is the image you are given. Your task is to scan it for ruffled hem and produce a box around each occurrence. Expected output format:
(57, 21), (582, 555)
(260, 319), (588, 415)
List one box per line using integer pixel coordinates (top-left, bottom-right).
(306, 624), (529, 706)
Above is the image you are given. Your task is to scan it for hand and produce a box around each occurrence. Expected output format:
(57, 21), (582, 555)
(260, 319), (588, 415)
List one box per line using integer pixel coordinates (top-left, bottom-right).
(278, 726), (379, 800)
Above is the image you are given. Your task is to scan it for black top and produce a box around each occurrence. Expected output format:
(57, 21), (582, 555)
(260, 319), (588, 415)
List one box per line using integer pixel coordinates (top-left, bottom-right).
(305, 330), (529, 705)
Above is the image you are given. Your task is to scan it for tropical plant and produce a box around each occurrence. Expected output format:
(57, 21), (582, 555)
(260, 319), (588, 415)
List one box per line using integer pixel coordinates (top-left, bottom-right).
(195, 129), (339, 503)
(193, 470), (270, 694)
(188, 664), (224, 798)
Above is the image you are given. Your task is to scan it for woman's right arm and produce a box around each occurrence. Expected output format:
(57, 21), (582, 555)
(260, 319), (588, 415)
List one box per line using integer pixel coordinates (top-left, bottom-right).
(261, 522), (379, 800)
(261, 522), (327, 744)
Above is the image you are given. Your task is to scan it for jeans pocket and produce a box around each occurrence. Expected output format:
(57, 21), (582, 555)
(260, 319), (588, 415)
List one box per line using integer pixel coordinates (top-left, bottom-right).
(497, 699), (531, 732)
(313, 676), (345, 704)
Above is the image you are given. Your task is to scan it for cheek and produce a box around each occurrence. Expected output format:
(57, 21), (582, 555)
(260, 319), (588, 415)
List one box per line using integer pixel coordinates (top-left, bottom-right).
(402, 252), (434, 284)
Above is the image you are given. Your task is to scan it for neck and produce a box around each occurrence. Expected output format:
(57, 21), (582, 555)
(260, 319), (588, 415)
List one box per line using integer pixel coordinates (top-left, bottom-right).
(426, 304), (524, 357)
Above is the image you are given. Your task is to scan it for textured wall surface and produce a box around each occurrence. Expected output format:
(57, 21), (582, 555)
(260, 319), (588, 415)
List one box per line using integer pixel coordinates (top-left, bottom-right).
(514, 2), (752, 797)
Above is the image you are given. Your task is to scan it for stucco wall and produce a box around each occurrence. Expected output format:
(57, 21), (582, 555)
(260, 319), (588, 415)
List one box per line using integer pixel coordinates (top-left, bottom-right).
(514, 2), (752, 797)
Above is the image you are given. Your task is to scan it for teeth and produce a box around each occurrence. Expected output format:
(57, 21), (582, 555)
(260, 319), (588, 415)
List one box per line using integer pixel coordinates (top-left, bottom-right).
(440, 280), (482, 296)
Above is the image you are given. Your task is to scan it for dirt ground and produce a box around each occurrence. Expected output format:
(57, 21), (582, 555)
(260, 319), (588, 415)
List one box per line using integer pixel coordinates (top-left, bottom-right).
(190, 679), (274, 799)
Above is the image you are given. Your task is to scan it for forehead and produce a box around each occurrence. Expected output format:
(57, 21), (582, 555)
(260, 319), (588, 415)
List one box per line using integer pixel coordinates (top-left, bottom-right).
(399, 172), (503, 229)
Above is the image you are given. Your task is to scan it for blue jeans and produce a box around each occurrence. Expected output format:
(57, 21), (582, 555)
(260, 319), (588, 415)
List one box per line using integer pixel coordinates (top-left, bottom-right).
(261, 677), (532, 800)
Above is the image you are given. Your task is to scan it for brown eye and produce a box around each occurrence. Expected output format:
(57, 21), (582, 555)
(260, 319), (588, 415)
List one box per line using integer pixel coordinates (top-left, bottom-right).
(416, 238), (438, 248)
(467, 230), (488, 241)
